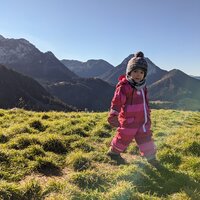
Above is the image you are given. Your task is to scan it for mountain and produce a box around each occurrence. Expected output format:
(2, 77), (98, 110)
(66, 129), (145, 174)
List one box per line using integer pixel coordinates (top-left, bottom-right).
(98, 55), (133, 85)
(46, 78), (115, 111)
(0, 35), (77, 83)
(148, 69), (200, 110)
(99, 54), (168, 85)
(191, 76), (200, 80)
(0, 35), (116, 111)
(61, 59), (114, 78)
(1, 34), (199, 111)
(0, 64), (74, 111)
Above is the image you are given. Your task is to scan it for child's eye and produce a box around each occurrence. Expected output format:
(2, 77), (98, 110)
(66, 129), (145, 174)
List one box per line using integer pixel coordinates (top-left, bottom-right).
(133, 70), (144, 74)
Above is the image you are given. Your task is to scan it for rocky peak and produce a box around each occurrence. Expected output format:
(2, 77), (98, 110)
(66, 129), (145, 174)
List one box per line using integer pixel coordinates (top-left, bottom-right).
(0, 36), (39, 63)
(44, 51), (56, 58)
(0, 35), (78, 82)
(0, 35), (5, 40)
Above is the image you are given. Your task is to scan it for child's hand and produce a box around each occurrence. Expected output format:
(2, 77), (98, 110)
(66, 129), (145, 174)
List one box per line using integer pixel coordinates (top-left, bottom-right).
(108, 114), (120, 127)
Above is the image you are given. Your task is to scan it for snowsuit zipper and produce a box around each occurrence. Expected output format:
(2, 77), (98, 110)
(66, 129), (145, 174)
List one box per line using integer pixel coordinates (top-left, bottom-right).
(141, 89), (147, 132)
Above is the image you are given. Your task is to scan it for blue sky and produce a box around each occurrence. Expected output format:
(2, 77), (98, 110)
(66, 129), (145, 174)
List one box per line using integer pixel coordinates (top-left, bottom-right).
(0, 0), (200, 76)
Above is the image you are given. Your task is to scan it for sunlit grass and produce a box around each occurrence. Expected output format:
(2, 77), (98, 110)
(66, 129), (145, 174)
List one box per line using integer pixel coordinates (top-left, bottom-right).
(0, 108), (199, 199)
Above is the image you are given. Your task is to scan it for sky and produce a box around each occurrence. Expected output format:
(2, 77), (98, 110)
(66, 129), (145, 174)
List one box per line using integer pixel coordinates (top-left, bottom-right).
(0, 0), (200, 76)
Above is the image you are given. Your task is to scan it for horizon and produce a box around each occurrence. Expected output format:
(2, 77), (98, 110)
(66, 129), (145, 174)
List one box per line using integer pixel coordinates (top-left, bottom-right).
(0, 0), (200, 76)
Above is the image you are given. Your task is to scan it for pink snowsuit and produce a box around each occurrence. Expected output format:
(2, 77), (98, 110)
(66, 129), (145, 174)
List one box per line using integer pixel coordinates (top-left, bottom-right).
(109, 75), (156, 160)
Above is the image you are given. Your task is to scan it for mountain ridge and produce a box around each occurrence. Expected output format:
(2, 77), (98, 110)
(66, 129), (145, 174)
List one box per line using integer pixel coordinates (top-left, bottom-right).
(0, 36), (77, 83)
(149, 69), (200, 99)
(0, 64), (74, 111)
(46, 77), (115, 111)
(148, 69), (200, 110)
(61, 59), (113, 78)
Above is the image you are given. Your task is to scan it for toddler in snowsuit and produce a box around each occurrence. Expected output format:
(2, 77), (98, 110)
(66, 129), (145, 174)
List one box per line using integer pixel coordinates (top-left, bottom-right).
(107, 51), (157, 164)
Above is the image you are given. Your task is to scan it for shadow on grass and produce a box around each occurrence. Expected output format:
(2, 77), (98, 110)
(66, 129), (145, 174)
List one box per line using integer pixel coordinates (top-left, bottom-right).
(133, 161), (200, 198)
(34, 159), (62, 176)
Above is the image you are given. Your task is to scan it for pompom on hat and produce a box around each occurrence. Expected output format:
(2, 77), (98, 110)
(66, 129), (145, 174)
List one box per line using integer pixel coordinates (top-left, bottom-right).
(126, 51), (148, 78)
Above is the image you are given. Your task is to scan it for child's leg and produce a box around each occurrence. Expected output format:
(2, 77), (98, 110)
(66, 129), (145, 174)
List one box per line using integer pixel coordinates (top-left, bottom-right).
(109, 127), (137, 154)
(135, 132), (157, 161)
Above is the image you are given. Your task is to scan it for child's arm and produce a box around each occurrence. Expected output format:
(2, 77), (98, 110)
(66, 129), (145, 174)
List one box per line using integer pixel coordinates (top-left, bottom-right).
(108, 85), (126, 127)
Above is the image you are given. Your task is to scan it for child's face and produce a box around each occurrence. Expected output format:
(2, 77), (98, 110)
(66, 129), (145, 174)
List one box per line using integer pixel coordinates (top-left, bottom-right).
(130, 69), (145, 83)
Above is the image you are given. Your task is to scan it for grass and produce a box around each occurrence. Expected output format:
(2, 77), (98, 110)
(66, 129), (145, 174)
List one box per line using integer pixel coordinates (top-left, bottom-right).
(0, 108), (199, 199)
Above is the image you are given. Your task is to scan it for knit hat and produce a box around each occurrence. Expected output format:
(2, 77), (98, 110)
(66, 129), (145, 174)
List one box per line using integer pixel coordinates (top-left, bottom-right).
(126, 51), (148, 78)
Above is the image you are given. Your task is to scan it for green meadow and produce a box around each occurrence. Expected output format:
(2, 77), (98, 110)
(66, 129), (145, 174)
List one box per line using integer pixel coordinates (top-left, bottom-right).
(0, 109), (199, 200)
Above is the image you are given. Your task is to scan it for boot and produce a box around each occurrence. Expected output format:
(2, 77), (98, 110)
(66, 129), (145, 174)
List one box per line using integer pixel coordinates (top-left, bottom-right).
(147, 158), (160, 168)
(107, 149), (126, 165)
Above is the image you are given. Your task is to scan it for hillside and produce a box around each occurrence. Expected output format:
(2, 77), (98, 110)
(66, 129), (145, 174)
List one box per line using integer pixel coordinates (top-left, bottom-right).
(0, 109), (199, 199)
(46, 77), (115, 111)
(0, 65), (74, 111)
(149, 69), (200, 111)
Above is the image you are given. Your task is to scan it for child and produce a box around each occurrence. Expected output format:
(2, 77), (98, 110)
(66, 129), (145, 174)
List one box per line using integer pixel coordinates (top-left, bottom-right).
(107, 51), (157, 165)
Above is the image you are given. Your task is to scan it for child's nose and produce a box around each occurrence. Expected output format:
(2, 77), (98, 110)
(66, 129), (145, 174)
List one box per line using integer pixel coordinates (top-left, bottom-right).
(136, 72), (141, 75)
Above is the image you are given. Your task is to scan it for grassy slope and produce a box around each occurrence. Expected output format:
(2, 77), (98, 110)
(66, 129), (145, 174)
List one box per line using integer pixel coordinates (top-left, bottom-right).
(0, 109), (199, 200)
